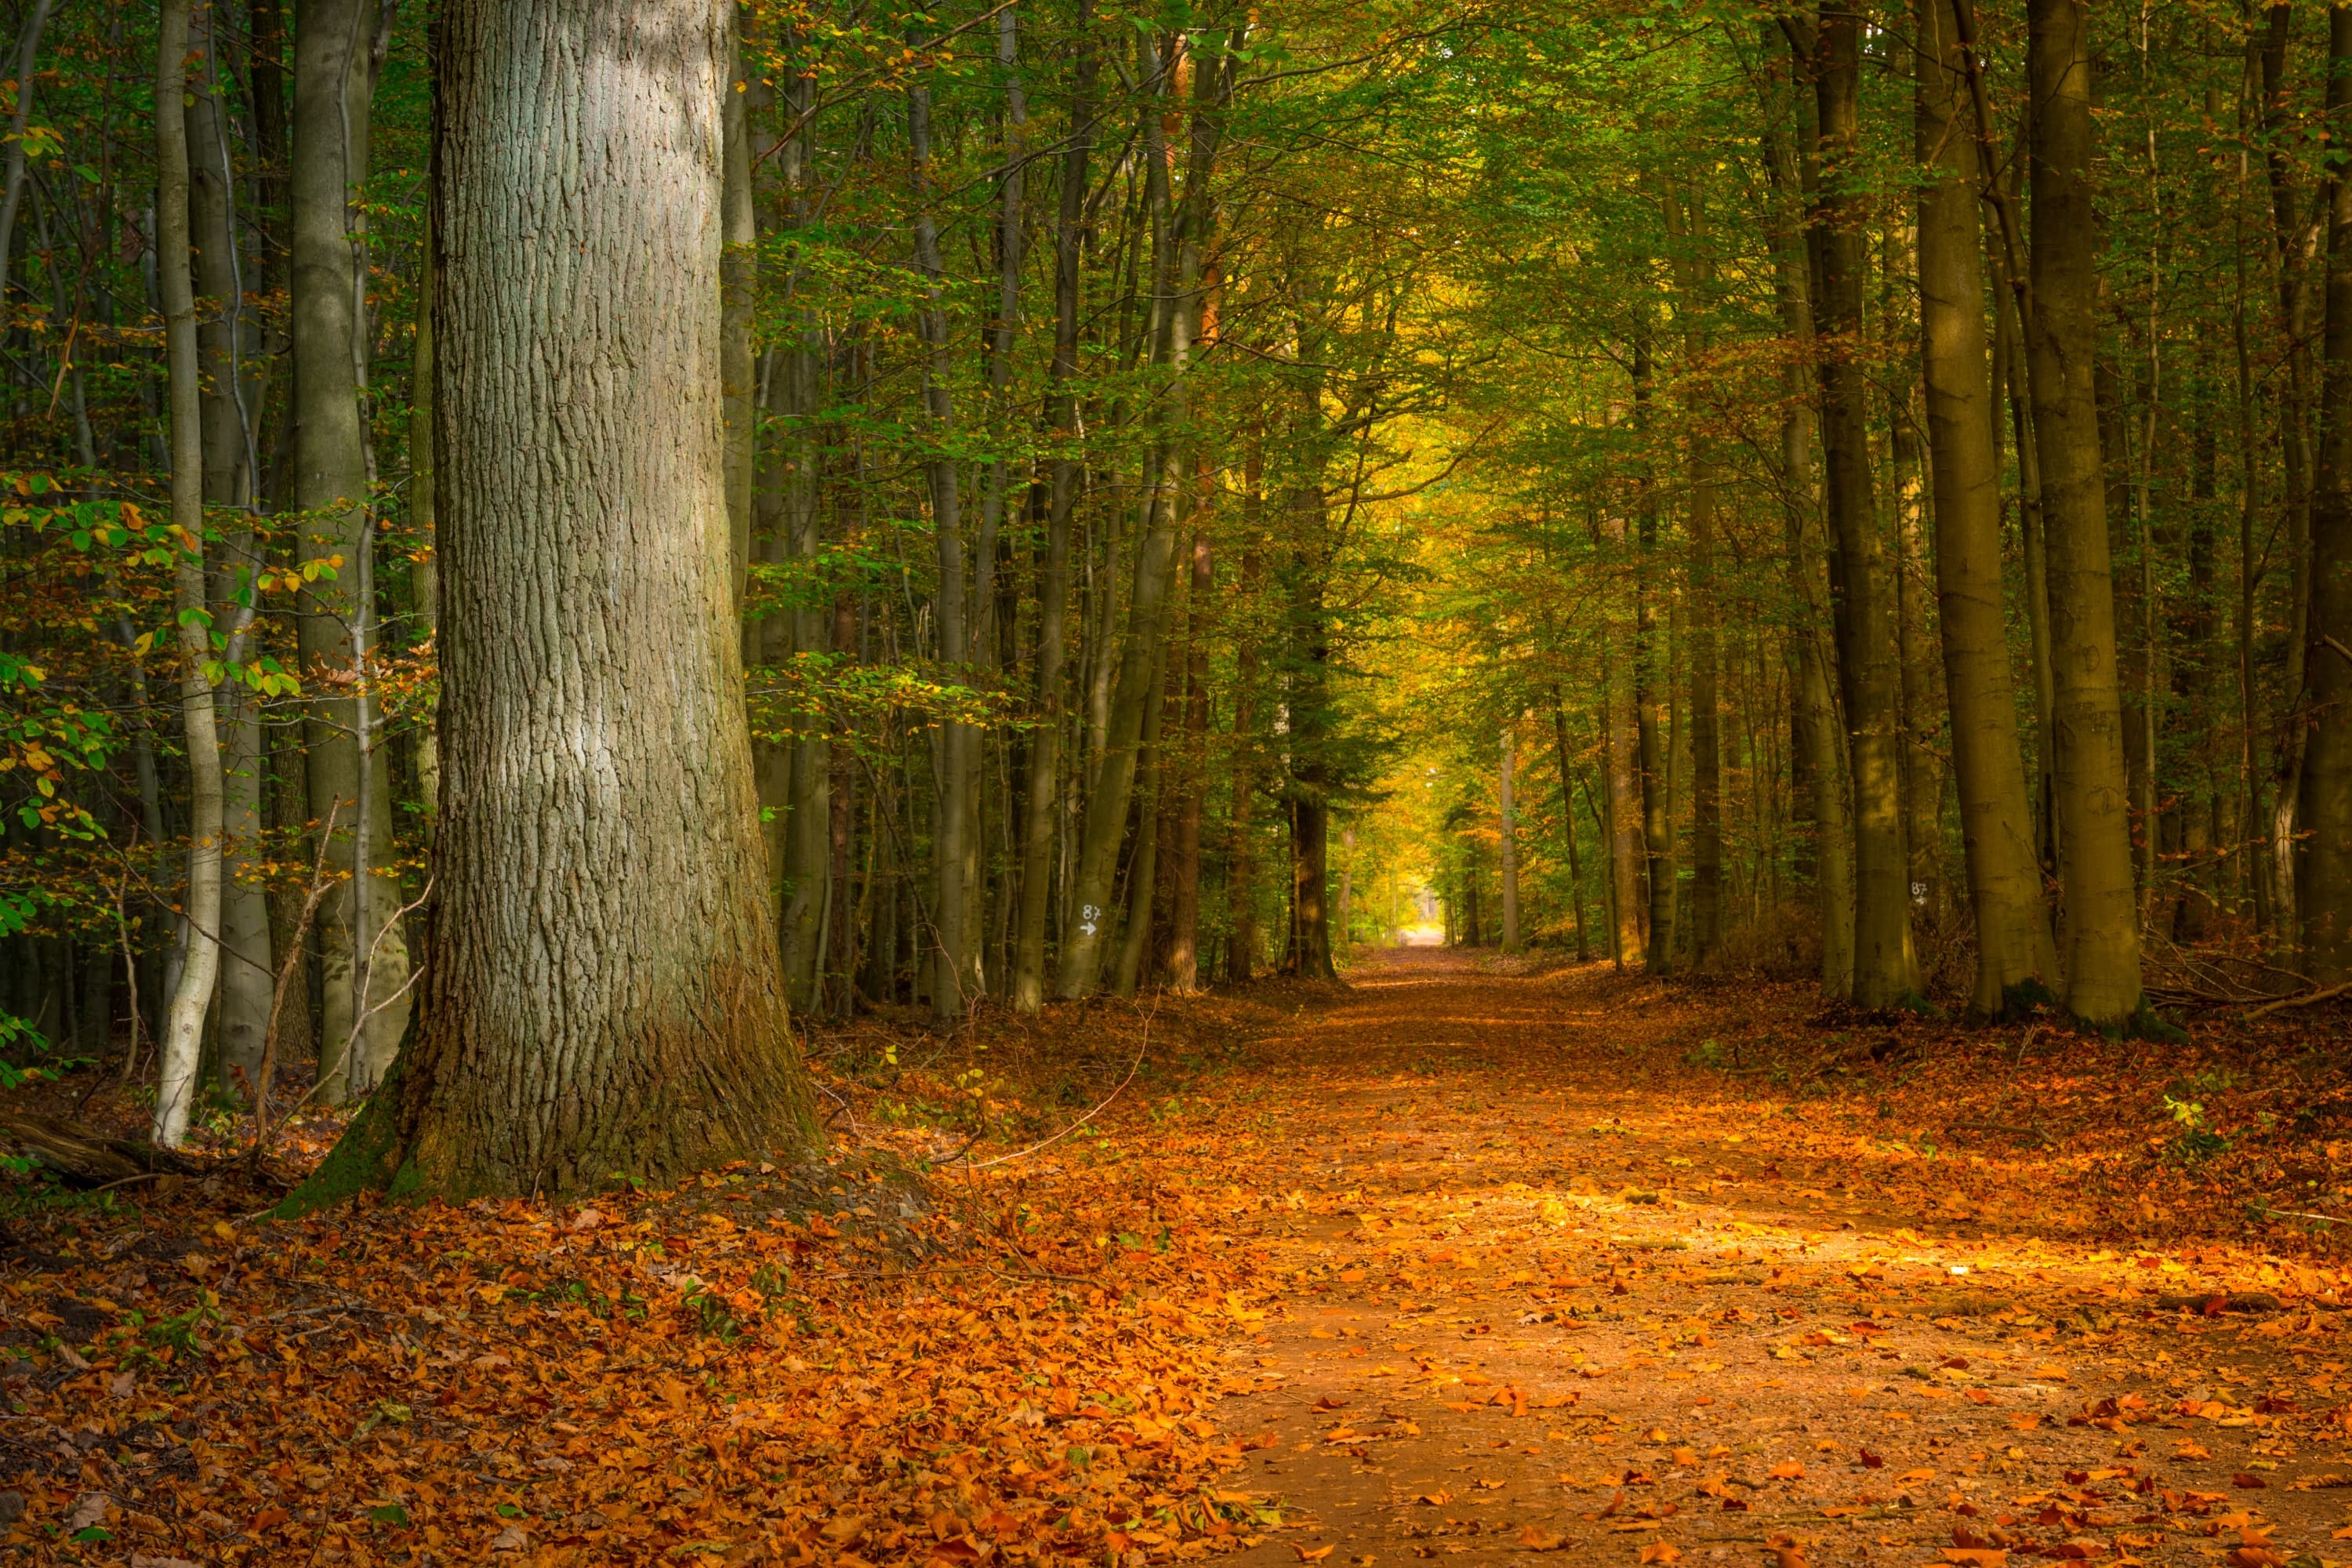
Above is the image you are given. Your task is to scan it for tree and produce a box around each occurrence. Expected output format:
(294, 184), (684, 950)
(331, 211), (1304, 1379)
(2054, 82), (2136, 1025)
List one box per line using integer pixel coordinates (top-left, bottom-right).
(2025, 0), (2144, 1027)
(1795, 3), (1918, 1008)
(294, 0), (818, 1204)
(1916, 0), (2057, 1014)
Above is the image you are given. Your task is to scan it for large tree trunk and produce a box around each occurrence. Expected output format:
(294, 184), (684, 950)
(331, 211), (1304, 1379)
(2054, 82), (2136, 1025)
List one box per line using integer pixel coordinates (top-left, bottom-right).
(153, 0), (222, 1149)
(1011, 0), (1096, 1011)
(2026, 0), (2145, 1027)
(2299, 6), (2352, 982)
(292, 0), (409, 1098)
(1916, 0), (2059, 1016)
(1802, 5), (1917, 1007)
(294, 0), (818, 1206)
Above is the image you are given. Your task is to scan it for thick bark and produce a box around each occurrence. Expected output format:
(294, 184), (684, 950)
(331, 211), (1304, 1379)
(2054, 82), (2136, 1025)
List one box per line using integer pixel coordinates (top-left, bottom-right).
(1916, 0), (2060, 1014)
(2026, 0), (2145, 1026)
(2299, 6), (2352, 980)
(1803, 6), (1918, 1007)
(153, 0), (222, 1149)
(294, 0), (818, 1206)
(292, 0), (408, 1097)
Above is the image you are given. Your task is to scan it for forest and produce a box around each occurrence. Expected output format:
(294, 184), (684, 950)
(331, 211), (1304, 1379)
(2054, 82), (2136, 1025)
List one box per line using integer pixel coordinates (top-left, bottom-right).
(5, 2), (2352, 1563)
(7, 0), (2351, 1165)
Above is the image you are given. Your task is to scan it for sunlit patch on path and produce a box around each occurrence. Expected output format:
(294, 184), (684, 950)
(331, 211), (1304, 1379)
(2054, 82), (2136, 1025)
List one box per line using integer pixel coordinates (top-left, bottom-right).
(1206, 949), (2352, 1568)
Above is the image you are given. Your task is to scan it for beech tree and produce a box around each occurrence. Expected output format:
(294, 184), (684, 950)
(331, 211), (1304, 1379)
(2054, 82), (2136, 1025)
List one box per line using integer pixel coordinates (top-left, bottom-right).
(296, 0), (818, 1202)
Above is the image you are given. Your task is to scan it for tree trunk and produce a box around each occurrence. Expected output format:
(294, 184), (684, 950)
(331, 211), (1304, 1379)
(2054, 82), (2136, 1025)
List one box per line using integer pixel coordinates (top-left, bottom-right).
(2263, 2), (2317, 933)
(292, 0), (408, 1098)
(1225, 474), (1265, 983)
(1165, 522), (1213, 988)
(1802, 5), (1917, 1007)
(1665, 187), (1722, 968)
(1916, 0), (2060, 1015)
(2299, 5), (2352, 981)
(294, 0), (819, 1206)
(1551, 694), (1592, 961)
(1602, 619), (1645, 968)
(190, 3), (273, 1096)
(906, 67), (971, 1018)
(1499, 729), (1520, 952)
(2026, 0), (2145, 1027)
(1011, 0), (1095, 1011)
(1632, 336), (1676, 975)
(1057, 35), (1236, 998)
(153, 0), (221, 1149)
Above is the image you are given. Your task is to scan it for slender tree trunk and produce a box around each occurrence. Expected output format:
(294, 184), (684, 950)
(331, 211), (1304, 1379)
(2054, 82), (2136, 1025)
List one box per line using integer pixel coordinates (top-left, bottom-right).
(1225, 473), (1264, 982)
(1499, 728), (1520, 952)
(154, 0), (221, 1149)
(1165, 522), (1213, 987)
(1802, 5), (1918, 1007)
(1057, 35), (1237, 997)
(300, 0), (819, 1206)
(1917, 0), (2060, 1014)
(906, 68), (971, 1017)
(1767, 21), (1853, 996)
(1551, 693), (1592, 961)
(2263, 2), (2317, 930)
(2027, 0), (2145, 1026)
(1632, 336), (1676, 974)
(190, 4), (273, 1095)
(1665, 187), (1722, 967)
(1602, 617), (1645, 968)
(2298, 5), (2352, 980)
(0, 0), (56, 315)
(1011, 0), (1095, 1011)
(292, 0), (408, 1098)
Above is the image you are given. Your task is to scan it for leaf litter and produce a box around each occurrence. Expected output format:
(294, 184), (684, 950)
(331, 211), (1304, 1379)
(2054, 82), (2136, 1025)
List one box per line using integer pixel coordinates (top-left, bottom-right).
(2, 946), (2349, 1567)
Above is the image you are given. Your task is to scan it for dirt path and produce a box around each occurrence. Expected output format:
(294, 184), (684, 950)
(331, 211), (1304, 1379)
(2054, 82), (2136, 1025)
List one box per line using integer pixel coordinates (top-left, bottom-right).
(1199, 949), (2350, 1568)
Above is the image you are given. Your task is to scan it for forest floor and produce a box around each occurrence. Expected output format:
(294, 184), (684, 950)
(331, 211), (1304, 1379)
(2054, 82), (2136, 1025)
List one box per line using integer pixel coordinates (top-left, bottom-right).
(4, 948), (2352, 1568)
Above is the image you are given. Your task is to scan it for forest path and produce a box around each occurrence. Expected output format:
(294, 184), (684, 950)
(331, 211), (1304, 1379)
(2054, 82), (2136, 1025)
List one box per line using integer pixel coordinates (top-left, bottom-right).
(1196, 949), (2349, 1568)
